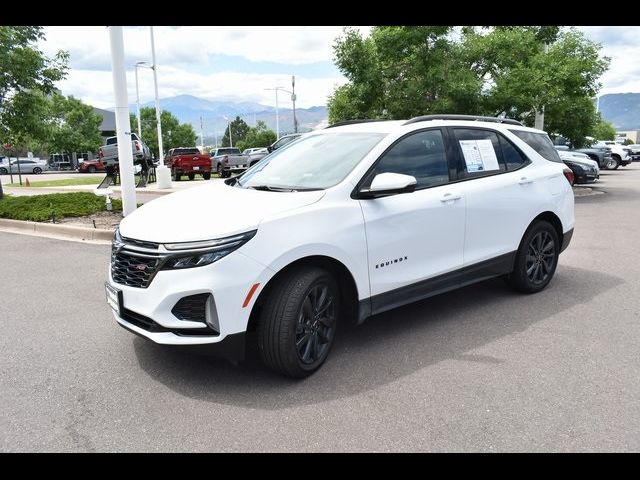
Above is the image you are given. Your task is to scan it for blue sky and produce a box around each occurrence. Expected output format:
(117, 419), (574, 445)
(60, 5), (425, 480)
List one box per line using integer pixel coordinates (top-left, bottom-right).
(39, 26), (639, 111)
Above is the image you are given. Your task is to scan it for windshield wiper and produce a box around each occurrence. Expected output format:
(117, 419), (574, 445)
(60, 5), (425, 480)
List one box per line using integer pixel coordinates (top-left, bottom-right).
(248, 185), (293, 192)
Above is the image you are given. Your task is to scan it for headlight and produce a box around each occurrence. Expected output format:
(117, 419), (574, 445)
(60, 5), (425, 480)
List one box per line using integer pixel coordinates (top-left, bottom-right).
(161, 230), (257, 270)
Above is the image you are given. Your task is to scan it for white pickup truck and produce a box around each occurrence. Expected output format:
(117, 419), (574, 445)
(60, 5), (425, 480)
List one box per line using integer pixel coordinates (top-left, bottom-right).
(98, 133), (152, 169)
(593, 140), (632, 169)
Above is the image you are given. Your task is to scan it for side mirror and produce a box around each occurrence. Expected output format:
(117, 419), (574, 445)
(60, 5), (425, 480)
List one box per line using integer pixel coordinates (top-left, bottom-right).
(359, 172), (417, 199)
(267, 145), (273, 153)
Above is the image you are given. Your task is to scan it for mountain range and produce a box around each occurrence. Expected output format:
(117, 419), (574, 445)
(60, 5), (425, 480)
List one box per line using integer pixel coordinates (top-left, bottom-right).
(127, 94), (328, 144)
(598, 93), (640, 130)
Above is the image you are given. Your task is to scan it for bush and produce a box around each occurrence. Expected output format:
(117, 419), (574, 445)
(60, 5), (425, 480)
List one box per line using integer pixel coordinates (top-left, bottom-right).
(0, 192), (122, 222)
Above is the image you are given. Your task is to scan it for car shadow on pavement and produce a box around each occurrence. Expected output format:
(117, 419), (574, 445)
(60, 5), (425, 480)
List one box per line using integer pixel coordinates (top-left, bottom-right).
(132, 264), (622, 410)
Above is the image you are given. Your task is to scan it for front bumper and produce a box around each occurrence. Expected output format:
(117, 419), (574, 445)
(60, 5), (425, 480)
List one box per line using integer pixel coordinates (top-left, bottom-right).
(107, 250), (273, 346)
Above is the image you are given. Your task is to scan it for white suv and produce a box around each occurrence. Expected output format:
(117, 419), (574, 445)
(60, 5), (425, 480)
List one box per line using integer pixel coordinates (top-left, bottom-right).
(106, 115), (575, 378)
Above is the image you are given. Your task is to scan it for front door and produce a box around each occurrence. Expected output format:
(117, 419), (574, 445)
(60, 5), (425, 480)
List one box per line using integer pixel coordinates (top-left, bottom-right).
(358, 129), (465, 310)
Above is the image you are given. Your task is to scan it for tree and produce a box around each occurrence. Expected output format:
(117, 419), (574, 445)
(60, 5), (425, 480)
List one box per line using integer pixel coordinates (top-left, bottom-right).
(328, 26), (610, 147)
(0, 26), (68, 198)
(235, 121), (277, 151)
(220, 116), (250, 147)
(328, 26), (482, 123)
(622, 138), (634, 146)
(591, 114), (617, 141)
(47, 94), (103, 157)
(130, 107), (197, 158)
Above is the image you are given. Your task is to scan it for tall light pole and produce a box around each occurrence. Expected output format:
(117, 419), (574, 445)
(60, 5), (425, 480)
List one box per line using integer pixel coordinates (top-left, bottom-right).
(291, 75), (297, 133)
(200, 116), (204, 149)
(134, 61), (150, 138)
(265, 87), (283, 139)
(223, 116), (233, 147)
(108, 26), (137, 216)
(149, 26), (164, 164)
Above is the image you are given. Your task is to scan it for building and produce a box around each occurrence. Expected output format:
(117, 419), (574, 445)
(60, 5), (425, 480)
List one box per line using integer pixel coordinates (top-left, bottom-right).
(615, 130), (640, 144)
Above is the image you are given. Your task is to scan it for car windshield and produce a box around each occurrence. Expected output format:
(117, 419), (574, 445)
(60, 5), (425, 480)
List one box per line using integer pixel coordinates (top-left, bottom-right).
(511, 130), (562, 163)
(237, 132), (385, 190)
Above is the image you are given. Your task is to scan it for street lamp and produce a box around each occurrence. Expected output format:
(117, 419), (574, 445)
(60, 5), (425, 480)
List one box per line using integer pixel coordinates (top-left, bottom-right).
(134, 61), (151, 139)
(223, 116), (232, 147)
(265, 81), (298, 138)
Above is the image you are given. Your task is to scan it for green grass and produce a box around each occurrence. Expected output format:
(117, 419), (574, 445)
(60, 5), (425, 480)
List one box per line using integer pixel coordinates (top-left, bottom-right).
(8, 177), (103, 188)
(0, 192), (122, 222)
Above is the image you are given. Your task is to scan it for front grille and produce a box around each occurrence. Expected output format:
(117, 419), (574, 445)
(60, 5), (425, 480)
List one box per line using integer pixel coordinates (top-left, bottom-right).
(172, 293), (210, 322)
(111, 247), (163, 288)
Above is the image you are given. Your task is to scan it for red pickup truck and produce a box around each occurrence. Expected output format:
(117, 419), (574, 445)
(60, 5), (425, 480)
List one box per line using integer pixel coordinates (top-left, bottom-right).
(165, 148), (212, 181)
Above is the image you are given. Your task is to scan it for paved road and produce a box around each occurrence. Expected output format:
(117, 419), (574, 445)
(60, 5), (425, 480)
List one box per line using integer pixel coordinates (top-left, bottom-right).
(1, 166), (639, 452)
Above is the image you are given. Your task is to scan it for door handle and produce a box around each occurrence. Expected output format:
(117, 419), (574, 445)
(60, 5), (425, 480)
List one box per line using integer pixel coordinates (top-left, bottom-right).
(518, 177), (534, 185)
(440, 193), (462, 202)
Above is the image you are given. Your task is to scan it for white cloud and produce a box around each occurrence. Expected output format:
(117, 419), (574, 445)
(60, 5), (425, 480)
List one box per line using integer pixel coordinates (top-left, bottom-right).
(57, 66), (346, 109)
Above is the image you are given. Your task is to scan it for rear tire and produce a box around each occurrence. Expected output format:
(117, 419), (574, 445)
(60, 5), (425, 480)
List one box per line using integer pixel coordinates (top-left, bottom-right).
(257, 267), (339, 378)
(0, 167), (7, 175)
(88, 166), (96, 173)
(506, 220), (559, 294)
(188, 173), (195, 181)
(203, 172), (211, 180)
(33, 167), (42, 174)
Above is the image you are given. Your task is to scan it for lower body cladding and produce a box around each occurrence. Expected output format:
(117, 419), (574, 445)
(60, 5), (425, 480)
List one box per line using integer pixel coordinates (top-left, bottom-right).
(107, 250), (273, 359)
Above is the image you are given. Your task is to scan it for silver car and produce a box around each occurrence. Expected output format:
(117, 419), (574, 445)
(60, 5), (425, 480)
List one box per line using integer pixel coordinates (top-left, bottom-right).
(0, 158), (49, 175)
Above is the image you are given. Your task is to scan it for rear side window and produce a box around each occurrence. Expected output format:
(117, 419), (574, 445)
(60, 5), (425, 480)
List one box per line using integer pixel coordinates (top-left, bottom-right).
(498, 135), (529, 171)
(510, 130), (562, 163)
(368, 129), (450, 189)
(453, 128), (506, 177)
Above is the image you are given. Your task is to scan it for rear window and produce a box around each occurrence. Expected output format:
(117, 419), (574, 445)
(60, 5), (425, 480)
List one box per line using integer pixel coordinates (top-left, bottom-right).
(173, 148), (200, 155)
(106, 137), (117, 145)
(215, 148), (240, 155)
(510, 130), (562, 163)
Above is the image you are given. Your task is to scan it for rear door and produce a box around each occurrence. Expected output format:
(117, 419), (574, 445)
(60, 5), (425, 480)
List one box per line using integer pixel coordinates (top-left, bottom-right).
(449, 127), (540, 267)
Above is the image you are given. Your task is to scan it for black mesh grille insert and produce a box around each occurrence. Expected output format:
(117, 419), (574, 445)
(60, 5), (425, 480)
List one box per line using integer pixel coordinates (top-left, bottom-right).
(171, 293), (210, 322)
(111, 247), (162, 288)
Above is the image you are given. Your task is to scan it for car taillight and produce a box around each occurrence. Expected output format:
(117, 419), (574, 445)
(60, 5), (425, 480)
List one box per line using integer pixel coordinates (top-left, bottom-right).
(223, 155), (229, 164)
(563, 168), (574, 186)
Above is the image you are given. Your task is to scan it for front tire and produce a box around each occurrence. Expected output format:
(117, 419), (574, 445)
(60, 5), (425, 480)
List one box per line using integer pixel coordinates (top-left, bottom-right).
(0, 167), (7, 175)
(203, 172), (211, 180)
(257, 267), (339, 378)
(188, 173), (195, 180)
(88, 165), (96, 173)
(33, 167), (42, 174)
(507, 220), (559, 294)
(606, 156), (620, 170)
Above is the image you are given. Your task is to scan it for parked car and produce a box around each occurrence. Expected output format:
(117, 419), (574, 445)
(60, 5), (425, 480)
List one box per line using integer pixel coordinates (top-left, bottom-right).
(0, 158), (48, 174)
(209, 147), (250, 178)
(554, 144), (613, 170)
(107, 115), (574, 378)
(267, 133), (303, 153)
(77, 159), (106, 174)
(164, 147), (212, 181)
(593, 141), (632, 169)
(624, 144), (640, 162)
(558, 151), (599, 184)
(242, 148), (267, 155)
(245, 148), (269, 167)
(98, 133), (152, 169)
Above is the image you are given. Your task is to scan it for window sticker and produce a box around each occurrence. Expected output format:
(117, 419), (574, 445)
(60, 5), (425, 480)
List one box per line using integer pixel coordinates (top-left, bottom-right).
(459, 139), (500, 172)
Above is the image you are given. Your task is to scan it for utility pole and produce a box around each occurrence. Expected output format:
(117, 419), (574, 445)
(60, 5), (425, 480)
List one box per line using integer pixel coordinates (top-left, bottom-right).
(200, 115), (204, 149)
(292, 75), (298, 133)
(534, 42), (549, 130)
(149, 26), (164, 163)
(134, 63), (142, 138)
(108, 26), (137, 216)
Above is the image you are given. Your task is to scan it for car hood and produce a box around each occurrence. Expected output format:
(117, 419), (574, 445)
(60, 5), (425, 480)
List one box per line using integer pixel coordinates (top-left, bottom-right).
(118, 181), (325, 243)
(563, 158), (594, 169)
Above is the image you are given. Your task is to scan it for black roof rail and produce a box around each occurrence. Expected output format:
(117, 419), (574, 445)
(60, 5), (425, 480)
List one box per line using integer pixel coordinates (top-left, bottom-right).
(403, 114), (523, 126)
(325, 119), (389, 129)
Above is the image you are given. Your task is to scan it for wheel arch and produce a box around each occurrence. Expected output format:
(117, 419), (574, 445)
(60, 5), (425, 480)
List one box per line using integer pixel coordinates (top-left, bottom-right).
(246, 255), (360, 333)
(524, 211), (564, 248)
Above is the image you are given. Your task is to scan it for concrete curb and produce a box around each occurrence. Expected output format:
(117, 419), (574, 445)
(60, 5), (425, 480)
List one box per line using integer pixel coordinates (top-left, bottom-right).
(0, 218), (115, 242)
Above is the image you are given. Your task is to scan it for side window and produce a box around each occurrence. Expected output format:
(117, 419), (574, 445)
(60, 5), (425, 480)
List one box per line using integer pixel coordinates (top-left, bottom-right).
(368, 129), (450, 189)
(453, 128), (506, 177)
(498, 135), (529, 171)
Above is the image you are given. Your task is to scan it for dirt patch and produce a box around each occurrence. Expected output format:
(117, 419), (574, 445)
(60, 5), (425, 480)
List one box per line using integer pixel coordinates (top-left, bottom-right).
(54, 211), (123, 229)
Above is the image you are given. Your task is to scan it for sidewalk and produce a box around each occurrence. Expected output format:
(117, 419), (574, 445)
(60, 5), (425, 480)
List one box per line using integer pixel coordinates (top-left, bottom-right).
(1, 177), (222, 198)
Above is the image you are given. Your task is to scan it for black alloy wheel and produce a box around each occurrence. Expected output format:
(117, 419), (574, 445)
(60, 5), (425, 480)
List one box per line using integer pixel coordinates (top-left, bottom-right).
(295, 282), (337, 365)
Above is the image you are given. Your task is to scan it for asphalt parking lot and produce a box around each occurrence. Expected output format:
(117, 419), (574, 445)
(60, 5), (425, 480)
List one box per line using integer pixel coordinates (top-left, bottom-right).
(1, 165), (639, 452)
